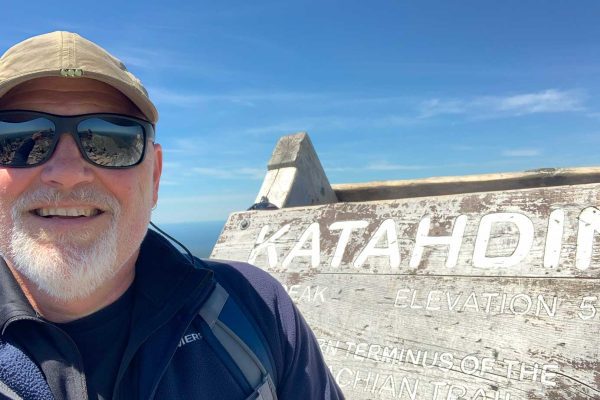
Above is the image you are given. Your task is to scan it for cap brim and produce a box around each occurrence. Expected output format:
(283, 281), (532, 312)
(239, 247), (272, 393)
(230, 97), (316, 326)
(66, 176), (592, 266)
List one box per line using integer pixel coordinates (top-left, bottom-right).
(0, 70), (159, 124)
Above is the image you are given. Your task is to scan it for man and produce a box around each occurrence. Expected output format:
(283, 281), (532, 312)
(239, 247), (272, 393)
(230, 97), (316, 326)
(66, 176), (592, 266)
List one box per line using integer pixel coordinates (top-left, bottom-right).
(0, 31), (343, 400)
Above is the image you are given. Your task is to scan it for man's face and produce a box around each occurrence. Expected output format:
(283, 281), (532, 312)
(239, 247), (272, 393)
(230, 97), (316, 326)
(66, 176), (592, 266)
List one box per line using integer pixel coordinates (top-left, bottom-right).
(0, 77), (162, 300)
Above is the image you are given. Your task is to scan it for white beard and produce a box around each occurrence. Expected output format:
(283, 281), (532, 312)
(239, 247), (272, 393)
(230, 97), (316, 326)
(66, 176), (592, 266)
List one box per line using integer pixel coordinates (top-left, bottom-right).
(8, 187), (121, 301)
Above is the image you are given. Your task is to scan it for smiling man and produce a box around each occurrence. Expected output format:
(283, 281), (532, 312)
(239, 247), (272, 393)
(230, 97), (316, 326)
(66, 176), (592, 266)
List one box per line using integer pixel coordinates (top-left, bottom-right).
(0, 32), (343, 400)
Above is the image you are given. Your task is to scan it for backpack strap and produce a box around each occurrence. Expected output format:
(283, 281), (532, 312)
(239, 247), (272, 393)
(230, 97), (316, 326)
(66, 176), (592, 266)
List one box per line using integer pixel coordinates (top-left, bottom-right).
(199, 284), (278, 400)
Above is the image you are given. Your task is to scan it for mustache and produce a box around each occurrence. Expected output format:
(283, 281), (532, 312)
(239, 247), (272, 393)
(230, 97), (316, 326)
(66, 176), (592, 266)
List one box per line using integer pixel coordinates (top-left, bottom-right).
(12, 186), (121, 215)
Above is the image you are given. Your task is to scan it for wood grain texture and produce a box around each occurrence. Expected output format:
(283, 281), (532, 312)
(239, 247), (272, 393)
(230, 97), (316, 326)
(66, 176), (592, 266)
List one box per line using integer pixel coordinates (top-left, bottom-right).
(332, 167), (600, 203)
(212, 182), (600, 399)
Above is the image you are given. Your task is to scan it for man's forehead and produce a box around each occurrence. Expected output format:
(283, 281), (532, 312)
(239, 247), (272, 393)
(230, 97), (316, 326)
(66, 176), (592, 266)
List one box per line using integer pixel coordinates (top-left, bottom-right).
(0, 77), (146, 119)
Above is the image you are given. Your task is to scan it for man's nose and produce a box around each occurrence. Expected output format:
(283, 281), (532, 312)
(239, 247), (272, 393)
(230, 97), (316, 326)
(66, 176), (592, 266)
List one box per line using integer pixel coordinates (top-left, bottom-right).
(40, 134), (94, 189)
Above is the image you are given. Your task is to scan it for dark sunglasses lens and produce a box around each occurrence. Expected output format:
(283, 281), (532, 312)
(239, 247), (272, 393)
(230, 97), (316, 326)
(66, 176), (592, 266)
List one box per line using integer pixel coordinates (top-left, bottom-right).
(77, 117), (145, 167)
(0, 114), (55, 166)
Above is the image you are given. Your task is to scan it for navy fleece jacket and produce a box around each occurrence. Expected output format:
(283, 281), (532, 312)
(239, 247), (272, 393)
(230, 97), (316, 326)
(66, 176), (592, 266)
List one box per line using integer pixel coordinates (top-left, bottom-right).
(0, 229), (344, 399)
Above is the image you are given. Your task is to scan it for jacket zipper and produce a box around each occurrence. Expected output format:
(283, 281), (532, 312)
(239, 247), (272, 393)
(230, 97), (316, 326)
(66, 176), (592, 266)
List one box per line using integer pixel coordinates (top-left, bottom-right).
(145, 307), (208, 400)
(113, 275), (214, 400)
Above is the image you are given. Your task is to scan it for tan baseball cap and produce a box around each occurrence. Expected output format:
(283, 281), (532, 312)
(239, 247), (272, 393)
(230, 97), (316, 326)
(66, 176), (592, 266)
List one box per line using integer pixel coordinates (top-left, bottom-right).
(0, 31), (158, 123)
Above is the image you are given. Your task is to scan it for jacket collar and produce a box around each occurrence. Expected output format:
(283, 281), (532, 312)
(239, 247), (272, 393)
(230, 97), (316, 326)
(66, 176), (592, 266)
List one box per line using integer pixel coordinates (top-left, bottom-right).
(0, 258), (36, 333)
(131, 229), (213, 327)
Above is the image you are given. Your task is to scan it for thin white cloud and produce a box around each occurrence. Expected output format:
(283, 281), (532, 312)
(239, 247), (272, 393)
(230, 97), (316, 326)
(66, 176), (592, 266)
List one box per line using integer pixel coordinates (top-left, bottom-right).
(494, 90), (583, 113)
(242, 122), (311, 136)
(108, 45), (177, 71)
(501, 148), (542, 157)
(191, 167), (264, 180)
(326, 157), (550, 176)
(113, 45), (248, 82)
(116, 53), (160, 70)
(240, 114), (420, 136)
(578, 132), (600, 143)
(327, 162), (434, 173)
(219, 90), (583, 136)
(162, 161), (183, 169)
(144, 87), (588, 138)
(587, 112), (600, 119)
(158, 179), (180, 186)
(148, 87), (325, 108)
(366, 162), (429, 171)
(451, 144), (477, 151)
(419, 98), (466, 117)
(419, 89), (585, 119)
(147, 88), (206, 108)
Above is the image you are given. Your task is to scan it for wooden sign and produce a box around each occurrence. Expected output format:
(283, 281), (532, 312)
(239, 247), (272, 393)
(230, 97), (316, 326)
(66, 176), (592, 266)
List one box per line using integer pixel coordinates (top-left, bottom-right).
(212, 134), (600, 399)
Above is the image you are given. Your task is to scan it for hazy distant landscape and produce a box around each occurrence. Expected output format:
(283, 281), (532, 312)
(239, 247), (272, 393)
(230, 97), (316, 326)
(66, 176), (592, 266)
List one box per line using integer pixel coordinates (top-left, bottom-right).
(151, 221), (226, 258)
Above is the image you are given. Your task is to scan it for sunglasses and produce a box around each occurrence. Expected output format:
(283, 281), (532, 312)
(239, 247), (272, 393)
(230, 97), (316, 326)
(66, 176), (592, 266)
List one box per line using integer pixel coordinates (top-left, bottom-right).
(0, 110), (155, 168)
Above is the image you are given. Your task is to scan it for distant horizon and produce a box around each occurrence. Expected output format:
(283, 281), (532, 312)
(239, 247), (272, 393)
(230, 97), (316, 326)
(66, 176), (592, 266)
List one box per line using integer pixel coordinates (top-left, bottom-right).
(157, 220), (226, 226)
(150, 220), (226, 258)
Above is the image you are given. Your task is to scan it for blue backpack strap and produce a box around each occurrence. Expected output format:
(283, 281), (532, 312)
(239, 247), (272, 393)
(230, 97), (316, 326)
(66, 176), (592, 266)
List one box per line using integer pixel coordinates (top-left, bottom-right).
(199, 284), (277, 400)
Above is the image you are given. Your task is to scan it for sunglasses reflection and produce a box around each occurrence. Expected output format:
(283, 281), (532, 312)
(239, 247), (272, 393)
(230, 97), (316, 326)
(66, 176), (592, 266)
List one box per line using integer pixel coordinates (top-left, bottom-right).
(8, 131), (51, 166)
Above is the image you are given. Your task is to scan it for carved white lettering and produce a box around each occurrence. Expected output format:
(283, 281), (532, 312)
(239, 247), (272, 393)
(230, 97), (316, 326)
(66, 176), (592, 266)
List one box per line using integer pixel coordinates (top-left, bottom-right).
(446, 384), (467, 400)
(410, 215), (467, 269)
(284, 285), (328, 302)
(331, 366), (419, 399)
(394, 288), (559, 317)
(329, 220), (369, 268)
(541, 364), (559, 387)
(460, 355), (480, 375)
(248, 206), (599, 272)
(447, 292), (462, 311)
(313, 286), (327, 302)
(519, 362), (540, 383)
(394, 289), (410, 309)
(335, 368), (353, 388)
(535, 294), (558, 317)
(473, 213), (534, 269)
(544, 209), (565, 268)
(578, 296), (597, 320)
(576, 207), (600, 270)
(248, 224), (290, 267)
(431, 382), (447, 400)
(426, 290), (442, 311)
(482, 292), (499, 313)
(282, 222), (320, 268)
(462, 292), (480, 312)
(354, 219), (400, 270)
(509, 293), (533, 315)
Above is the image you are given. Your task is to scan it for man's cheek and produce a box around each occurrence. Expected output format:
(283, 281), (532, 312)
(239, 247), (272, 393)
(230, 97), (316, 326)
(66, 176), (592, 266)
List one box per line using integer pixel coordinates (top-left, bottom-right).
(135, 175), (155, 204)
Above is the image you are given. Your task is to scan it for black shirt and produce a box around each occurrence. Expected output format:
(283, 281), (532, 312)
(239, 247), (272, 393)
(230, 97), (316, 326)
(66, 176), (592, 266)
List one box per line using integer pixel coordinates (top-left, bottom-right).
(57, 286), (134, 400)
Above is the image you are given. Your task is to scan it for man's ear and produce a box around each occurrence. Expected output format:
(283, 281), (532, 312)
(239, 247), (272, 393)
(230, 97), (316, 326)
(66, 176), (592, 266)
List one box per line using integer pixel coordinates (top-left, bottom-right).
(152, 143), (163, 206)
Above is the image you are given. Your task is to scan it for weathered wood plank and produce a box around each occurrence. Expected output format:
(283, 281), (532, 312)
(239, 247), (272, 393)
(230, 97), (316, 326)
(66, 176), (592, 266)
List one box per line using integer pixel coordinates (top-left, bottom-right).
(212, 182), (600, 399)
(332, 167), (600, 202)
(272, 273), (598, 399)
(214, 183), (600, 277)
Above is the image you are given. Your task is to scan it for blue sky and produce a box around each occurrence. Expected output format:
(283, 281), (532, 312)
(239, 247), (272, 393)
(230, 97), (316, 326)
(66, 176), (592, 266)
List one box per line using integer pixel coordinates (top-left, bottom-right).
(2, 1), (600, 223)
